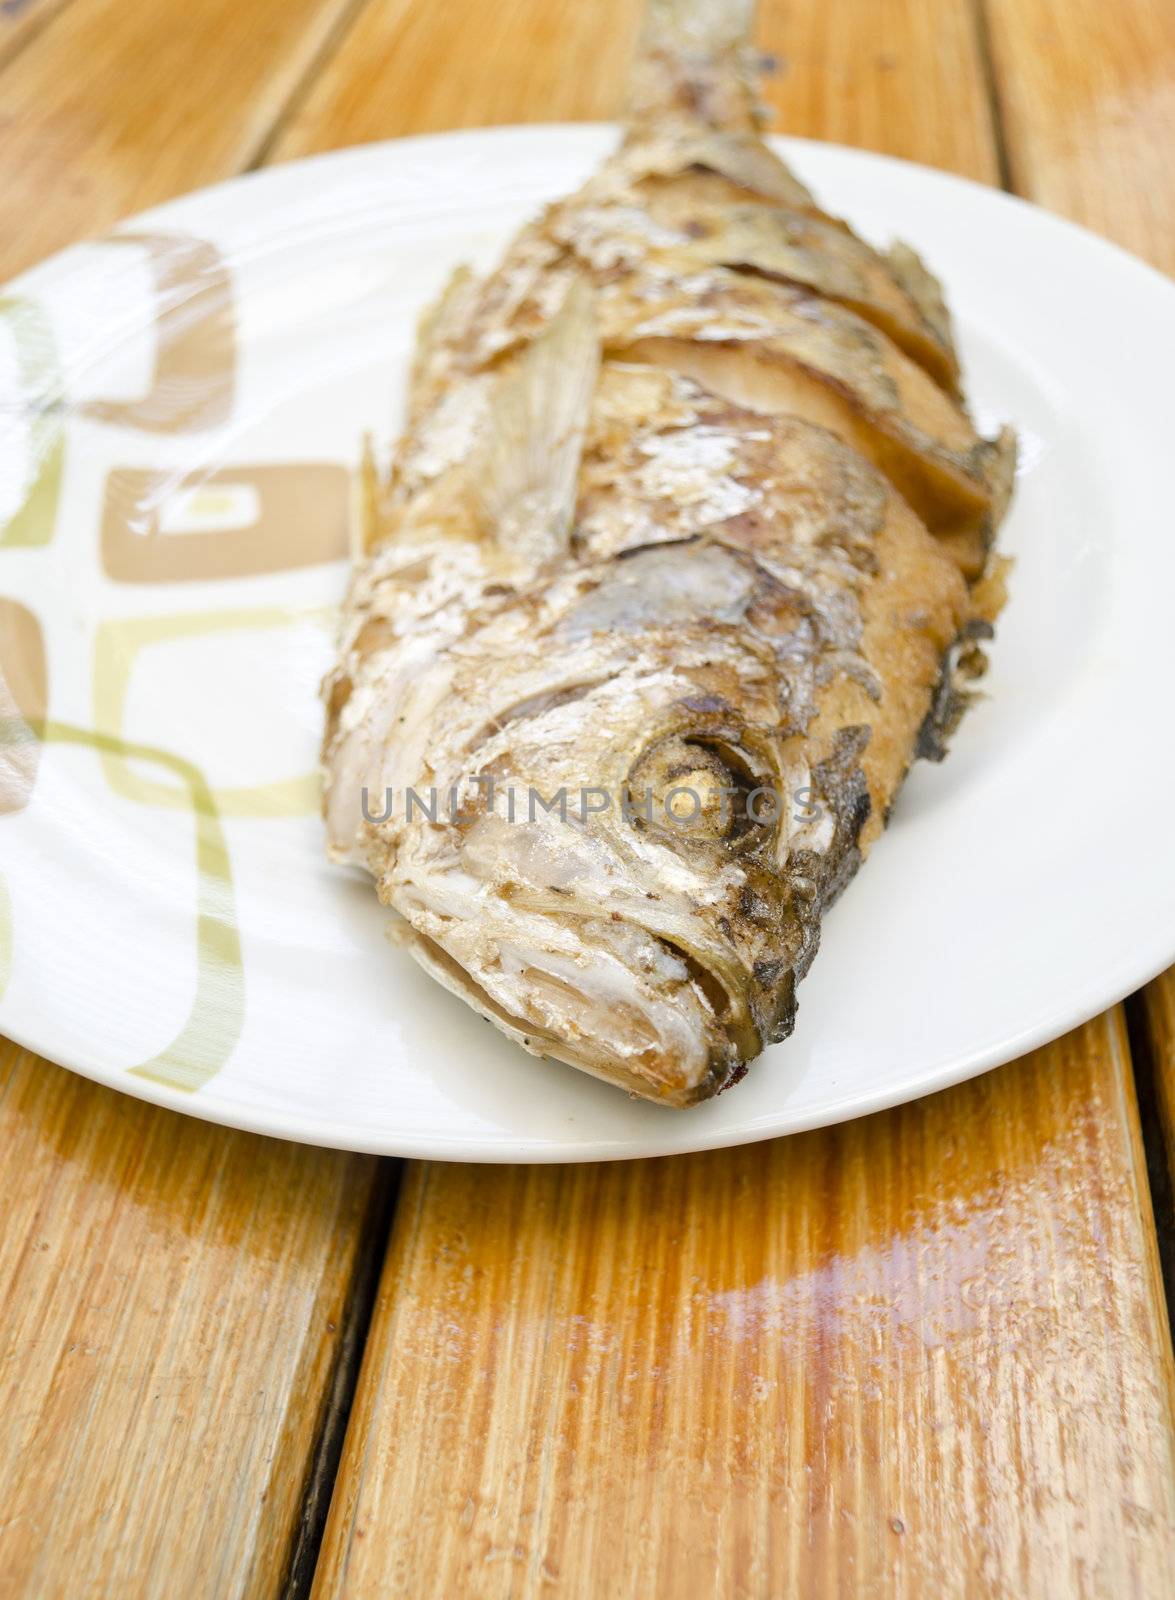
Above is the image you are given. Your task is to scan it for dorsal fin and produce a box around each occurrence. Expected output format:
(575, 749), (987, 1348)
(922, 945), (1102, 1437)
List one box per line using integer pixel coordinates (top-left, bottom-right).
(350, 432), (381, 561)
(476, 277), (600, 571)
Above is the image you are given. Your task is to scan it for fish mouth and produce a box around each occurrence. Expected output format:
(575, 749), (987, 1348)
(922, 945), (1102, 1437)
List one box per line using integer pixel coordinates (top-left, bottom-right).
(398, 918), (743, 1108)
(383, 719), (781, 1104)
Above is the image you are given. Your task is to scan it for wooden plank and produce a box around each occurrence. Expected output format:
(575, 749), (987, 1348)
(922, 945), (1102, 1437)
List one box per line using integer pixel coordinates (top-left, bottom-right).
(313, 1020), (1175, 1598)
(304, 0), (1175, 1591)
(271, 0), (642, 156)
(762, 0), (1001, 178)
(0, 1042), (389, 1596)
(273, 0), (998, 182)
(0, 0), (370, 283)
(985, 0), (1175, 274)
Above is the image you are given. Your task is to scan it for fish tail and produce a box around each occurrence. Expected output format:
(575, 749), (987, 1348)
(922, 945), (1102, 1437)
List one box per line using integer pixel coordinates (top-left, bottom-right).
(626, 0), (764, 134)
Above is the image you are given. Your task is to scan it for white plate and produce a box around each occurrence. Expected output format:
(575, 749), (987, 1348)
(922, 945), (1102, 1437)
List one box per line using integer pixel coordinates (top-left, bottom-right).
(1, 126), (1173, 1160)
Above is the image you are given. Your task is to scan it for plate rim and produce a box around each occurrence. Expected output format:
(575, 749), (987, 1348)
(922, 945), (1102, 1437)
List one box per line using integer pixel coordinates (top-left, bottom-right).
(4, 122), (1175, 1160)
(4, 930), (1173, 1161)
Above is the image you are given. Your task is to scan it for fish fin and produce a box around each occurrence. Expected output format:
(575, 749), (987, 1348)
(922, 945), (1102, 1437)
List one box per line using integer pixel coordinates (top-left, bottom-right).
(885, 242), (959, 381)
(981, 424), (1018, 532)
(475, 277), (600, 569)
(350, 432), (381, 561)
(627, 0), (763, 134)
(409, 262), (480, 417)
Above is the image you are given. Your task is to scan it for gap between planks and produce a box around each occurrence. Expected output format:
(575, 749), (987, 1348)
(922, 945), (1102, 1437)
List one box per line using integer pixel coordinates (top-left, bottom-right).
(1131, 978), (1175, 1346)
(281, 1164), (402, 1600)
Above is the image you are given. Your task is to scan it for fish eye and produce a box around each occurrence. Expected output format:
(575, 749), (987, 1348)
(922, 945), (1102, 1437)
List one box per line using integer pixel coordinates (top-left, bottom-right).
(626, 734), (774, 847)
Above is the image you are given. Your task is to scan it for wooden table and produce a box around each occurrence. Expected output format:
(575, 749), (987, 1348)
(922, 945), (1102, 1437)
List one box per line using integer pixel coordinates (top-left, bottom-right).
(2, 1), (1174, 1593)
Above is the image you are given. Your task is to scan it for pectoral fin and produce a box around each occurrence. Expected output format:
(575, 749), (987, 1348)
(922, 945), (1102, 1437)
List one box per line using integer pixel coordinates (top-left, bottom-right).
(476, 277), (600, 571)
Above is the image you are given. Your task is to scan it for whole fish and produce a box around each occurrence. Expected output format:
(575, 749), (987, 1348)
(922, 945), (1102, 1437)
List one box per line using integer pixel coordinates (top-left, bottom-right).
(322, 0), (1015, 1106)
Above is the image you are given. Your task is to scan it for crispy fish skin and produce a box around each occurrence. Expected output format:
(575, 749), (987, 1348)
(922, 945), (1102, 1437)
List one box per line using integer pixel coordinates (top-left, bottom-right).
(322, 0), (1014, 1105)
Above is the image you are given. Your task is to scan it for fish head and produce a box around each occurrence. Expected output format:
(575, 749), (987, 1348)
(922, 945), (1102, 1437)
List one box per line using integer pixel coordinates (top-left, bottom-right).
(380, 541), (834, 1105)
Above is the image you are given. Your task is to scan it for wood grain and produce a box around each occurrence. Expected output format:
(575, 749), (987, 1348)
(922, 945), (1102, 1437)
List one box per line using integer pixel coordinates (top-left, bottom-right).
(0, 1044), (388, 1597)
(985, 0), (1175, 273)
(763, 0), (1000, 178)
(0, 0), (369, 283)
(307, 1), (1175, 1594)
(271, 0), (642, 156)
(0, 0), (74, 71)
(274, 0), (998, 181)
(314, 1020), (1175, 1598)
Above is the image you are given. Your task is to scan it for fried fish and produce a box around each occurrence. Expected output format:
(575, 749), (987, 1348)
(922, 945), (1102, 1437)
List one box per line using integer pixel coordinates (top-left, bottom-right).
(321, 0), (1015, 1105)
